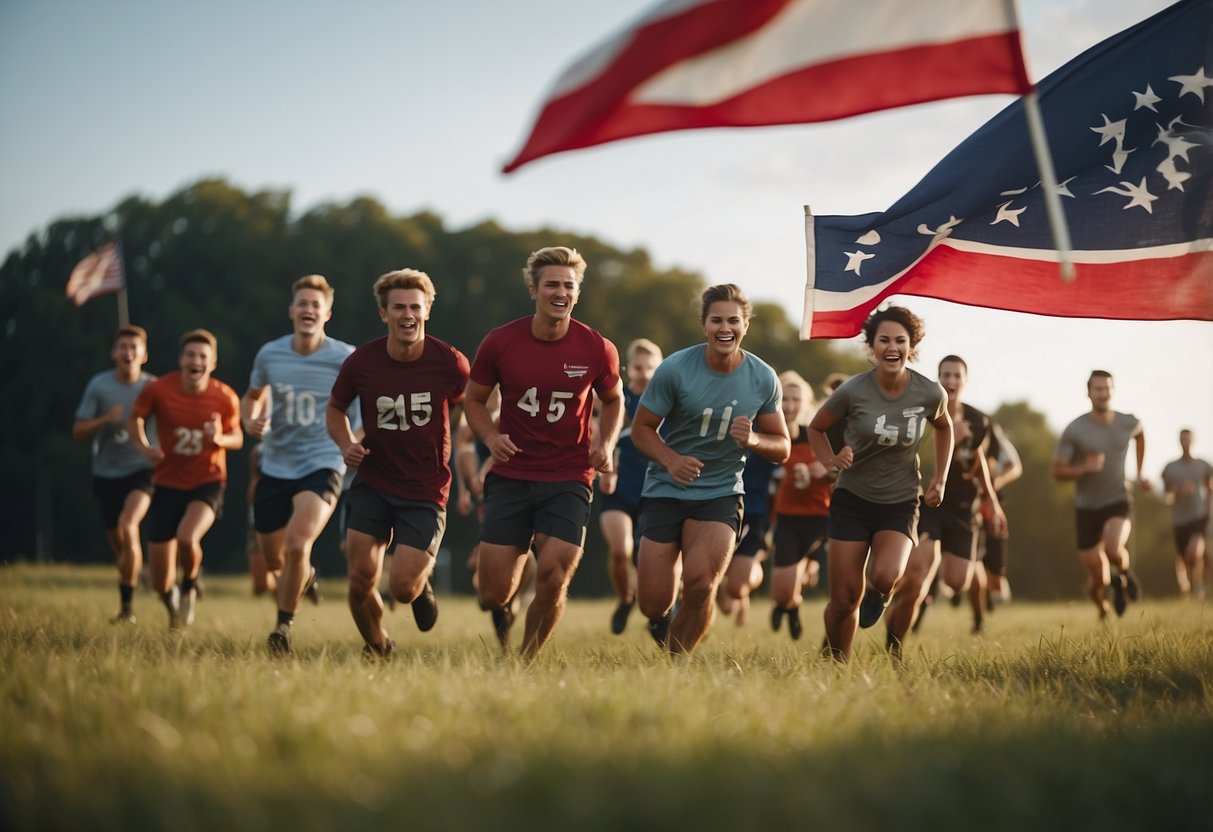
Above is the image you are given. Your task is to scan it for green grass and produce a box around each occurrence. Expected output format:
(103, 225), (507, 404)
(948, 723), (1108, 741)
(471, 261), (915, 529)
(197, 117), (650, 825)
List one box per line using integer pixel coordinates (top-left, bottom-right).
(2, 564), (1211, 832)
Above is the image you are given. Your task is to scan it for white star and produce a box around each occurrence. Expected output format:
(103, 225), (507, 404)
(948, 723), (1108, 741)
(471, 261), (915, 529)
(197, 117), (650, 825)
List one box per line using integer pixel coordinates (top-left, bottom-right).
(915, 215), (962, 245)
(843, 250), (875, 275)
(1054, 176), (1078, 198)
(1170, 66), (1213, 102)
(1157, 158), (1191, 191)
(991, 202), (1026, 227)
(1153, 124), (1198, 162)
(1090, 114), (1126, 146)
(1132, 84), (1161, 112)
(1095, 178), (1158, 213)
(1104, 141), (1134, 174)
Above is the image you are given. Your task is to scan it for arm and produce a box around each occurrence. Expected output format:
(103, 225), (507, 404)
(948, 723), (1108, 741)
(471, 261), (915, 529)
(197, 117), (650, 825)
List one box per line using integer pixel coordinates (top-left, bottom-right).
(72, 403), (126, 442)
(730, 410), (790, 464)
(128, 411), (164, 466)
(204, 410), (243, 451)
(326, 399), (369, 468)
(631, 404), (703, 487)
(589, 381), (625, 473)
(807, 405), (852, 472)
(241, 386), (270, 440)
(1134, 429), (1150, 491)
(465, 380), (519, 463)
(972, 451), (1007, 536)
(988, 429), (1023, 492)
(924, 410), (953, 508)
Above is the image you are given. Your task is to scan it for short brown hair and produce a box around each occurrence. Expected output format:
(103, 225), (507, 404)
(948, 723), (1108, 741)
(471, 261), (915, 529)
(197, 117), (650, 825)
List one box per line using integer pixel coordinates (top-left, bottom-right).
(179, 328), (218, 355)
(1087, 369), (1113, 389)
(293, 274), (334, 305)
(700, 284), (752, 323)
(523, 246), (587, 288)
(373, 269), (436, 309)
(113, 325), (147, 346)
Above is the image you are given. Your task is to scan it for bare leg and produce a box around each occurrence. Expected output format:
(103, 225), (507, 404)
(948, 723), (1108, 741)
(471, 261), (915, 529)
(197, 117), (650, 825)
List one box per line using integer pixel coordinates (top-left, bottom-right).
(346, 529), (389, 647)
(520, 535), (583, 661)
(885, 535), (939, 653)
(667, 521), (734, 655)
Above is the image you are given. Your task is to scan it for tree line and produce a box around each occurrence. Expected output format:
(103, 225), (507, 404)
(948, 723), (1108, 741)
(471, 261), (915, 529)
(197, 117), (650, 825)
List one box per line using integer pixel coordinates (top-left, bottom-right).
(0, 178), (1180, 599)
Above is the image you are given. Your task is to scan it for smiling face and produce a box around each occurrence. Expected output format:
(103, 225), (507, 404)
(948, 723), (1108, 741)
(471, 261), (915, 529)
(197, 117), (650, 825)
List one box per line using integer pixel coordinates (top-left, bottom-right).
(178, 340), (216, 391)
(872, 320), (911, 373)
(529, 265), (580, 322)
(379, 287), (429, 351)
(290, 287), (332, 337)
(111, 334), (147, 374)
(702, 300), (748, 361)
(781, 381), (806, 425)
(938, 359), (967, 404)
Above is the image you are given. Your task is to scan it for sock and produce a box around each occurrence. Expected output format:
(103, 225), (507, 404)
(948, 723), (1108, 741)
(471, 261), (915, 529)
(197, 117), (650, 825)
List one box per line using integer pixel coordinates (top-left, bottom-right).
(276, 609), (294, 630)
(119, 583), (134, 610)
(181, 576), (196, 594)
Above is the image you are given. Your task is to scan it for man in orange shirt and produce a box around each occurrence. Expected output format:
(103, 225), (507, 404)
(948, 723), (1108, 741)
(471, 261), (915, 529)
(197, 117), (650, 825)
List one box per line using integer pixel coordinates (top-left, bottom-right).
(130, 329), (243, 629)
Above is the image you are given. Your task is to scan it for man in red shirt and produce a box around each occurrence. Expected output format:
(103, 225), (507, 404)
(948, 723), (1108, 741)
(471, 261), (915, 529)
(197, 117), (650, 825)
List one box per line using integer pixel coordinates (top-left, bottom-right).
(327, 269), (470, 659)
(130, 329), (243, 629)
(465, 246), (624, 661)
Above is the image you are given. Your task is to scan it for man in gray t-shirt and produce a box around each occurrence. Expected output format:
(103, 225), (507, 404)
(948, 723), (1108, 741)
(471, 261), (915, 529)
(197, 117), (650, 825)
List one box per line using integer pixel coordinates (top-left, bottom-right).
(72, 326), (156, 623)
(1161, 429), (1212, 601)
(1053, 370), (1148, 619)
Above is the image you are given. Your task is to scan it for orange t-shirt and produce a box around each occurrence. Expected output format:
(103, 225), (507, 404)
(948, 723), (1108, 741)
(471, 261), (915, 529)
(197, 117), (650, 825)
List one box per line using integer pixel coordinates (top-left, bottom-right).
(132, 373), (241, 489)
(773, 429), (832, 517)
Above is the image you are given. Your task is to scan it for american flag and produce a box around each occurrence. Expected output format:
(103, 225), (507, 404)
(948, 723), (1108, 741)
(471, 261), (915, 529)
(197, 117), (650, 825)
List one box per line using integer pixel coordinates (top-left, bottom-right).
(65, 237), (126, 307)
(803, 0), (1213, 339)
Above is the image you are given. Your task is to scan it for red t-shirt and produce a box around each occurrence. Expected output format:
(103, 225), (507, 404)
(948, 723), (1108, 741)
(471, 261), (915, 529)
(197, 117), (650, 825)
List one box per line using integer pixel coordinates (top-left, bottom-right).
(132, 374), (241, 489)
(330, 335), (470, 507)
(470, 317), (620, 486)
(774, 430), (832, 517)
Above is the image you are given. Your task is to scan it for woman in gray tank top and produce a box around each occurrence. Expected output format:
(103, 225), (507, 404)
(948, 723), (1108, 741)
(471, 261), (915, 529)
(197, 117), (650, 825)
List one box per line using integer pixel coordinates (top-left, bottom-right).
(808, 306), (952, 662)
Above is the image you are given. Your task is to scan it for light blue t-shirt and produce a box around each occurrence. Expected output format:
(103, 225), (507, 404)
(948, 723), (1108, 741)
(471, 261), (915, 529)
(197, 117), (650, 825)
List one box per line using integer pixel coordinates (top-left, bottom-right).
(639, 345), (781, 500)
(248, 335), (356, 479)
(74, 370), (156, 477)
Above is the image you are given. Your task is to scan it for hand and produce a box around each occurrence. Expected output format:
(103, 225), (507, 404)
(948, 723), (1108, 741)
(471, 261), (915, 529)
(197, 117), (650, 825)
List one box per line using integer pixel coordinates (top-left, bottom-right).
(344, 442), (370, 468)
(247, 413), (270, 440)
(924, 477), (945, 507)
(106, 403), (125, 423)
(489, 433), (520, 463)
(589, 446), (613, 474)
(831, 446), (854, 472)
(142, 445), (165, 464)
(202, 412), (223, 445)
(456, 489), (472, 517)
(1084, 452), (1106, 473)
(728, 416), (755, 448)
(667, 454), (705, 487)
(991, 506), (1008, 537)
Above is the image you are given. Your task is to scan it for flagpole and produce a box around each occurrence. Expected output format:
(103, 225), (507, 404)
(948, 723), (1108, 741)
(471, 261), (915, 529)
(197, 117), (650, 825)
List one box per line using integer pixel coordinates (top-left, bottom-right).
(801, 205), (816, 340)
(1006, 0), (1075, 282)
(116, 288), (130, 328)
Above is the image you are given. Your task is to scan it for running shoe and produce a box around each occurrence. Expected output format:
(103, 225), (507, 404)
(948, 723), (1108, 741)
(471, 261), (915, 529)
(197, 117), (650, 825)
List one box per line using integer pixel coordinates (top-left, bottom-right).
(770, 606), (785, 632)
(179, 586), (197, 627)
(648, 610), (672, 646)
(361, 639), (395, 662)
(1110, 573), (1128, 617)
(787, 606), (803, 641)
(1122, 570), (1141, 602)
(163, 585), (181, 629)
(412, 580), (439, 632)
(610, 601), (634, 635)
(304, 568), (323, 605)
(491, 606), (514, 648)
(858, 585), (889, 629)
(112, 610), (136, 625)
(267, 629), (291, 657)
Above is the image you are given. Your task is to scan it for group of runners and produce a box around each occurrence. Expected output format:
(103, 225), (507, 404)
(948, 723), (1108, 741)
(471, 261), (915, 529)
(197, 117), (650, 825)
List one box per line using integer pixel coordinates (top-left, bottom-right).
(73, 247), (1212, 661)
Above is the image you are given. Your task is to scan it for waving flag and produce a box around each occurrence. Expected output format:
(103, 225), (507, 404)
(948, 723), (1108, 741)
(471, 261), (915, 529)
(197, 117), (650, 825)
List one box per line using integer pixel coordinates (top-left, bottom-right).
(65, 238), (126, 307)
(803, 0), (1213, 339)
(503, 0), (1031, 173)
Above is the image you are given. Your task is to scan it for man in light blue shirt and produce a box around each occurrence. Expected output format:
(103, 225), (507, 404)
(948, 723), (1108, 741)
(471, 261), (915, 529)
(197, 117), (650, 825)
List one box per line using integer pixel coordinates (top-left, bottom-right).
(243, 275), (355, 655)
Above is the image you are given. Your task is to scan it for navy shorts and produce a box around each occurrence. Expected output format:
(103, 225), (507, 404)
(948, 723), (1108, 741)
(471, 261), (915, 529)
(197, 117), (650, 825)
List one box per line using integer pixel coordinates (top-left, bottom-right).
(91, 469), (153, 530)
(828, 488), (918, 543)
(918, 503), (977, 561)
(1173, 516), (1208, 556)
(735, 512), (770, 558)
(481, 473), (592, 549)
(638, 495), (744, 545)
(252, 468), (342, 534)
(1075, 501), (1130, 550)
(772, 514), (830, 567)
(344, 479), (446, 554)
(146, 482), (224, 543)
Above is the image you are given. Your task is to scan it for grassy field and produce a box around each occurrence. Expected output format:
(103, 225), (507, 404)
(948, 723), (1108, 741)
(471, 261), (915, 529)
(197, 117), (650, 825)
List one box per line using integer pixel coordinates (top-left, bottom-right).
(2, 563), (1211, 832)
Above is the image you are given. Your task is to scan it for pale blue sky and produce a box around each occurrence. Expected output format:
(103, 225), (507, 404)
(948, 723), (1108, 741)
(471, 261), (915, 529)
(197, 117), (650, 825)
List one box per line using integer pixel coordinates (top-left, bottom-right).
(2, 0), (1208, 476)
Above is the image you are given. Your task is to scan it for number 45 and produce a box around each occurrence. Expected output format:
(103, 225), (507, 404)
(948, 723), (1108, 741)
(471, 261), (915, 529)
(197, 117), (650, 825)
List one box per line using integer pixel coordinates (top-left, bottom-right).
(517, 387), (574, 423)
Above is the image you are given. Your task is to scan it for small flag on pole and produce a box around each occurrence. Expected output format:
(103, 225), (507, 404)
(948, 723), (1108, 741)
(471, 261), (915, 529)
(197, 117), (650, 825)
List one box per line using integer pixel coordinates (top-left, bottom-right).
(802, 0), (1213, 339)
(503, 0), (1032, 173)
(65, 238), (126, 307)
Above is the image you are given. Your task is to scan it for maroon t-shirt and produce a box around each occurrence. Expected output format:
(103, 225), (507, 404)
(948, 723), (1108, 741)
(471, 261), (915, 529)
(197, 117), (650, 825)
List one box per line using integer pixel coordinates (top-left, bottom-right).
(470, 317), (620, 486)
(330, 335), (470, 507)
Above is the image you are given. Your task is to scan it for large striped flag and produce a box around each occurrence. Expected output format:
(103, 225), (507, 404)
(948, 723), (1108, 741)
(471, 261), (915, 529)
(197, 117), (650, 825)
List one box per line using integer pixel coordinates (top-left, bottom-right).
(803, 0), (1213, 338)
(65, 238), (126, 307)
(503, 0), (1031, 173)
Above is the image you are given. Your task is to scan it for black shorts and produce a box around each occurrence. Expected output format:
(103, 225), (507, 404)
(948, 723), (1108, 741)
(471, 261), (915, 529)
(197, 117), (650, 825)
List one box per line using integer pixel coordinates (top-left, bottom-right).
(252, 468), (342, 534)
(918, 503), (977, 561)
(828, 488), (919, 543)
(735, 512), (770, 558)
(1075, 501), (1130, 550)
(344, 480), (446, 554)
(599, 491), (641, 520)
(146, 482), (224, 543)
(981, 532), (1006, 575)
(1173, 517), (1208, 556)
(638, 495), (744, 545)
(91, 469), (153, 530)
(772, 514), (830, 568)
(481, 473), (592, 549)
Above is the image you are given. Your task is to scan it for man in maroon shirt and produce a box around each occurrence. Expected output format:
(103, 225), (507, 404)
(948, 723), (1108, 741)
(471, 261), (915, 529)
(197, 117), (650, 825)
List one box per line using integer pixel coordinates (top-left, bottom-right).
(326, 268), (470, 658)
(466, 246), (624, 661)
